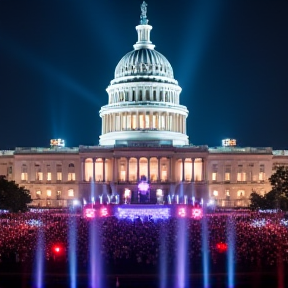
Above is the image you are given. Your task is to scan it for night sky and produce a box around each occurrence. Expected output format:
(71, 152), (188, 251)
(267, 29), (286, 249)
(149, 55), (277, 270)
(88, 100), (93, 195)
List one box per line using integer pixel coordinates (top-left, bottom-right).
(0, 0), (288, 149)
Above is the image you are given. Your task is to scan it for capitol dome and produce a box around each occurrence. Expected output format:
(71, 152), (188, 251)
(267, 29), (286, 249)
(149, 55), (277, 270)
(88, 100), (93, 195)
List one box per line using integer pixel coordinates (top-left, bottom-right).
(99, 2), (189, 147)
(115, 48), (174, 79)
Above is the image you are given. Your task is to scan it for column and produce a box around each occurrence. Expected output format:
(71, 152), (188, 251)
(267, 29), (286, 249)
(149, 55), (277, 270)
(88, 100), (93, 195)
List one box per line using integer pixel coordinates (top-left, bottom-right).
(115, 157), (118, 182)
(102, 158), (105, 182)
(182, 158), (185, 182)
(184, 116), (186, 134)
(92, 158), (95, 182)
(81, 159), (85, 182)
(158, 157), (161, 181)
(126, 112), (128, 130)
(192, 158), (195, 182)
(136, 111), (139, 129)
(147, 157), (150, 181)
(126, 157), (130, 182)
(202, 158), (205, 181)
(169, 157), (172, 182)
(137, 158), (140, 181)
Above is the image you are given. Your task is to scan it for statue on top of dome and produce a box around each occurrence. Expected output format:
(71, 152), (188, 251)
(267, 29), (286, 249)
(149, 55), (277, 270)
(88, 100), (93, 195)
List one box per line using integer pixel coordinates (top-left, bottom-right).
(140, 1), (148, 25)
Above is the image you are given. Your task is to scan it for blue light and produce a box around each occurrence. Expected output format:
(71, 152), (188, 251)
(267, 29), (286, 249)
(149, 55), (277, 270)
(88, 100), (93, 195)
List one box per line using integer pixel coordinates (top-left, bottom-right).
(33, 228), (45, 288)
(202, 214), (209, 288)
(176, 218), (188, 288)
(89, 219), (104, 288)
(68, 215), (77, 288)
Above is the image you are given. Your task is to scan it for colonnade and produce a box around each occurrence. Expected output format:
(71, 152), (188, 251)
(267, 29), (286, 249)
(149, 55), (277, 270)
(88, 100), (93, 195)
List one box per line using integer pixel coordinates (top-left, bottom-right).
(102, 111), (186, 134)
(108, 86), (179, 104)
(82, 157), (206, 183)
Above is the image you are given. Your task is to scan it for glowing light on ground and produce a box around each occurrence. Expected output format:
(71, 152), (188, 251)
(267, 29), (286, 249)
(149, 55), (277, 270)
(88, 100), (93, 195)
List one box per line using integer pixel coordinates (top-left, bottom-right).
(33, 228), (45, 288)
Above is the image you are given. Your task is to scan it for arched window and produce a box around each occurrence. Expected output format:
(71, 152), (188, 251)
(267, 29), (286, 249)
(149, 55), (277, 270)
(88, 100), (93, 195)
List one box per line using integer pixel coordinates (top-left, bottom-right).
(145, 90), (149, 100)
(132, 90), (136, 101)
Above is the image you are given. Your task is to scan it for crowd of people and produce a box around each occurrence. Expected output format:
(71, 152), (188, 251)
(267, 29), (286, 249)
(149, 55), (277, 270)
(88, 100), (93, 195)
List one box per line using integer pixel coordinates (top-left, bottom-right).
(0, 209), (287, 272)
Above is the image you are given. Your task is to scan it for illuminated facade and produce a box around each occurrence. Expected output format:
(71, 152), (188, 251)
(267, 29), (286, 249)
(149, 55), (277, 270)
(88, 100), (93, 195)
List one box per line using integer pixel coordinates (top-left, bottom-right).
(0, 2), (288, 208)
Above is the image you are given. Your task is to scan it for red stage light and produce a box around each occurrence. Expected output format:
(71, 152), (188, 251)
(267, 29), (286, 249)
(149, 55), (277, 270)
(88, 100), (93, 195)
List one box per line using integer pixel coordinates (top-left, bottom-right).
(216, 242), (228, 253)
(100, 207), (108, 217)
(52, 245), (62, 254)
(191, 208), (203, 219)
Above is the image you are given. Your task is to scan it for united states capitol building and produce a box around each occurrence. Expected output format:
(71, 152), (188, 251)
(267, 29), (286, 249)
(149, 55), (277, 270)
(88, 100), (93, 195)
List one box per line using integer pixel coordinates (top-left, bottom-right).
(1, 2), (287, 208)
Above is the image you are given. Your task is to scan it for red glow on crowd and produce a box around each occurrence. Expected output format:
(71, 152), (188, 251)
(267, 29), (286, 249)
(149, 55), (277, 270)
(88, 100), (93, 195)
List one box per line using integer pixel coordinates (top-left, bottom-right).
(216, 242), (228, 253)
(191, 208), (203, 219)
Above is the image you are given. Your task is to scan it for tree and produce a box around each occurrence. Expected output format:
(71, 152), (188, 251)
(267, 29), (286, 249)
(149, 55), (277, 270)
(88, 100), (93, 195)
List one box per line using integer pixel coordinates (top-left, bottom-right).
(249, 190), (265, 210)
(249, 166), (288, 211)
(0, 176), (32, 212)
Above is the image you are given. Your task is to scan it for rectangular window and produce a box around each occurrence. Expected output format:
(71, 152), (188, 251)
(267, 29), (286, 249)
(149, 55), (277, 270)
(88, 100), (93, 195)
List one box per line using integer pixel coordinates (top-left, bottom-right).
(224, 165), (231, 182)
(120, 171), (126, 181)
(21, 173), (28, 181)
(68, 173), (76, 181)
(259, 165), (265, 181)
(57, 172), (62, 181)
(35, 165), (43, 181)
(36, 172), (43, 181)
(145, 114), (150, 129)
(68, 189), (74, 197)
(212, 164), (218, 181)
(46, 189), (52, 197)
(36, 190), (41, 199)
(56, 190), (61, 199)
(225, 189), (230, 197)
(225, 173), (230, 181)
(213, 190), (218, 197)
(47, 172), (52, 181)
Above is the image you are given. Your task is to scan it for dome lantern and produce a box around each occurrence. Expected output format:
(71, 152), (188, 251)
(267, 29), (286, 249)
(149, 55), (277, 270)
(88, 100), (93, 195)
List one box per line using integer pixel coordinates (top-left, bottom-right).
(133, 1), (155, 50)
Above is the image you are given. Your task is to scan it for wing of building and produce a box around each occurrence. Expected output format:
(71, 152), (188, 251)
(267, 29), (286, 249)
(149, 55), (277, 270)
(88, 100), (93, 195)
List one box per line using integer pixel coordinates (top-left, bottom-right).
(1, 3), (287, 208)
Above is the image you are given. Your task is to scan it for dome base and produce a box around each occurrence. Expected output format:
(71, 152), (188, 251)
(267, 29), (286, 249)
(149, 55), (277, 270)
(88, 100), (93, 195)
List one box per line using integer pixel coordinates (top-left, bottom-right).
(99, 131), (189, 146)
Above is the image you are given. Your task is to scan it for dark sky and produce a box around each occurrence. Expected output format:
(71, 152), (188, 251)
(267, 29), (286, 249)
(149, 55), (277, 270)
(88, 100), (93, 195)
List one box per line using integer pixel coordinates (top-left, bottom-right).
(0, 0), (288, 149)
